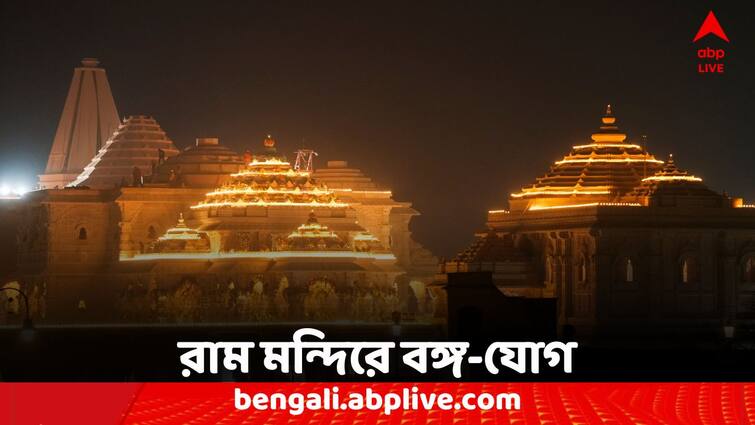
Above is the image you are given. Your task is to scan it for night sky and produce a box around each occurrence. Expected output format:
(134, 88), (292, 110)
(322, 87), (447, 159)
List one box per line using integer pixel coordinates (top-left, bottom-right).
(1, 1), (753, 257)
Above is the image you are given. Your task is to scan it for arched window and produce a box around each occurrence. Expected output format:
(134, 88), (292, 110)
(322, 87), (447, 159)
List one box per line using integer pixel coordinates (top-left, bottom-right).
(78, 227), (88, 240)
(625, 258), (634, 283)
(681, 257), (700, 284)
(743, 257), (755, 283)
(147, 225), (157, 240)
(577, 256), (587, 283)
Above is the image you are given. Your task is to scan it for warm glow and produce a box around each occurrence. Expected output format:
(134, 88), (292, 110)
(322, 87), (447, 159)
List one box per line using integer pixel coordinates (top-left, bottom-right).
(157, 230), (202, 241)
(353, 232), (379, 241)
(206, 187), (334, 196)
(190, 199), (349, 209)
(488, 209), (510, 214)
(555, 157), (663, 165)
(331, 189), (393, 195)
(642, 175), (702, 182)
(511, 187), (613, 198)
(528, 202), (642, 211)
(249, 158), (290, 167)
(231, 169), (310, 177)
(572, 143), (642, 150)
(288, 223), (338, 239)
(123, 250), (396, 261)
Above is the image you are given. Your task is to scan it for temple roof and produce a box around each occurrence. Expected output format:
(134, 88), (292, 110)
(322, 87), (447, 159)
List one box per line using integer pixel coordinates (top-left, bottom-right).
(191, 136), (348, 210)
(629, 154), (723, 205)
(158, 213), (206, 241)
(511, 106), (664, 211)
(284, 212), (349, 251)
(150, 213), (211, 253)
(150, 137), (244, 187)
(313, 160), (386, 190)
(68, 115), (179, 189)
(453, 231), (530, 263)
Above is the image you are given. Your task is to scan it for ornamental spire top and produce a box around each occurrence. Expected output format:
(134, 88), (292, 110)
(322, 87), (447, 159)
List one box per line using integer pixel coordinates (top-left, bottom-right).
(591, 104), (626, 143)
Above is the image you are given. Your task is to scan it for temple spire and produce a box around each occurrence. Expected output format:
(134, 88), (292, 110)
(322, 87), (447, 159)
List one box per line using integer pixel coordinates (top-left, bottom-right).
(591, 104), (626, 143)
(39, 58), (121, 189)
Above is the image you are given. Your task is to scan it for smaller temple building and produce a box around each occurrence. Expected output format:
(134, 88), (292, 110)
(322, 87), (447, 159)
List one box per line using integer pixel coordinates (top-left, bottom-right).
(440, 106), (755, 340)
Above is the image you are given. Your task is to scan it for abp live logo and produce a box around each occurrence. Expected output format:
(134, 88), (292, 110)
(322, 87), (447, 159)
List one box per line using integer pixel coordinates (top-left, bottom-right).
(694, 11), (729, 74)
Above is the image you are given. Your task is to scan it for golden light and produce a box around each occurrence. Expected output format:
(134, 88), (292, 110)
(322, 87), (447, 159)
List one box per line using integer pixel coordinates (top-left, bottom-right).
(641, 175), (702, 182)
(353, 232), (380, 242)
(571, 143), (642, 150)
(157, 231), (202, 241)
(511, 187), (613, 198)
(288, 222), (339, 239)
(123, 250), (397, 261)
(190, 199), (349, 209)
(555, 157), (664, 165)
(205, 187), (334, 196)
(528, 202), (642, 211)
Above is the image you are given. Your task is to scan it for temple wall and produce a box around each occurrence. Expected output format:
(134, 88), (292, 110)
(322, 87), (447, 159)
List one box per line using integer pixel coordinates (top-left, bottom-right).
(351, 204), (393, 248)
(507, 225), (755, 337)
(116, 187), (207, 257)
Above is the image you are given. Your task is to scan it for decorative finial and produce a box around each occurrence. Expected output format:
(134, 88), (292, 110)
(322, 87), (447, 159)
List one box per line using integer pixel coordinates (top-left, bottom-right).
(178, 212), (185, 224)
(596, 103), (619, 131)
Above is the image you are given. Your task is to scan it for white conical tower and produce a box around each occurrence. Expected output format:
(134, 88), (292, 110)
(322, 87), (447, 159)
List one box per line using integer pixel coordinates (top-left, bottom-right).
(38, 58), (120, 189)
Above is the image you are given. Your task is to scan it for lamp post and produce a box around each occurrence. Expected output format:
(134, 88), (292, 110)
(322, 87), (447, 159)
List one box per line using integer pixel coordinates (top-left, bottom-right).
(2, 286), (34, 330)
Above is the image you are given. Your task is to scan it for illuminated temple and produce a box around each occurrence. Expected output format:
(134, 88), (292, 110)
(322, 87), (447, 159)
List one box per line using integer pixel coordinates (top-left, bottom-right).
(441, 106), (755, 337)
(0, 59), (439, 325)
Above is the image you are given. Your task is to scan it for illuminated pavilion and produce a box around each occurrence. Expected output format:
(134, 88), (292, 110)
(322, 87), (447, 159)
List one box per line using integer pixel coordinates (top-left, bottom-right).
(441, 106), (755, 337)
(111, 136), (407, 322)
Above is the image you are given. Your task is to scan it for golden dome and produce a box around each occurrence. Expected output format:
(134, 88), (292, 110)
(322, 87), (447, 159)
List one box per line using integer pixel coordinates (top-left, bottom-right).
(510, 106), (664, 211)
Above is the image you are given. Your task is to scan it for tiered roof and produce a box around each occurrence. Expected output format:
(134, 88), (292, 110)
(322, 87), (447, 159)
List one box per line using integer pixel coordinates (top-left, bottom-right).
(151, 137), (244, 187)
(313, 160), (386, 190)
(69, 115), (179, 188)
(630, 154), (723, 206)
(282, 212), (348, 251)
(190, 136), (348, 210)
(511, 106), (664, 211)
(150, 214), (210, 253)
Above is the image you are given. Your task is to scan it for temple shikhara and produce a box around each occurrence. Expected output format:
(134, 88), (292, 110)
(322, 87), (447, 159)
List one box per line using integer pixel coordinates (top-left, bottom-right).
(1, 59), (438, 325)
(38, 59), (121, 190)
(441, 106), (755, 337)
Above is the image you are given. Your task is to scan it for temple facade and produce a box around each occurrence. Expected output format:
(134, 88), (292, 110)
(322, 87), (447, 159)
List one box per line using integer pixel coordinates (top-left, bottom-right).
(8, 130), (439, 324)
(441, 107), (755, 338)
(3, 58), (439, 325)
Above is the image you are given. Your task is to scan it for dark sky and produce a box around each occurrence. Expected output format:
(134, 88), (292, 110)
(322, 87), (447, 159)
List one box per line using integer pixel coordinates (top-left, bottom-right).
(1, 1), (753, 257)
